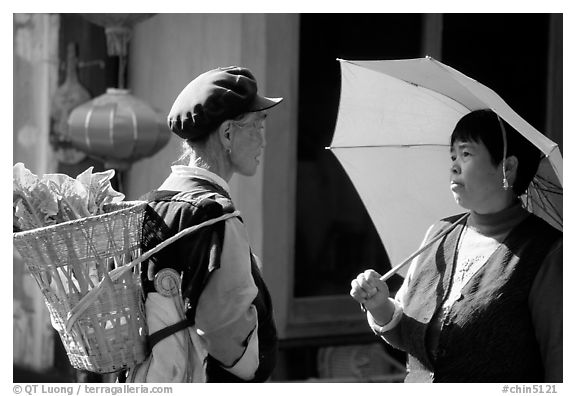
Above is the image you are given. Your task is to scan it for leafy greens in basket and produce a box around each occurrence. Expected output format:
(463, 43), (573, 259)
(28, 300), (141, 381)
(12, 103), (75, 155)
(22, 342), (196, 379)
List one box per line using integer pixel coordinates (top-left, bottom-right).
(13, 163), (125, 231)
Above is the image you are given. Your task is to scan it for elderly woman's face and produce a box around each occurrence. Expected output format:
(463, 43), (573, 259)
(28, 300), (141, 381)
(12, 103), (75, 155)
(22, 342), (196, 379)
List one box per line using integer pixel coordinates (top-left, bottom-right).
(450, 138), (505, 213)
(229, 111), (267, 176)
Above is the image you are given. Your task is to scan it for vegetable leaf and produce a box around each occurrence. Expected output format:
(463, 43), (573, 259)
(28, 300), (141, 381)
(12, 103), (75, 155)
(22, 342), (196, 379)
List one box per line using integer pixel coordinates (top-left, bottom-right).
(13, 163), (125, 231)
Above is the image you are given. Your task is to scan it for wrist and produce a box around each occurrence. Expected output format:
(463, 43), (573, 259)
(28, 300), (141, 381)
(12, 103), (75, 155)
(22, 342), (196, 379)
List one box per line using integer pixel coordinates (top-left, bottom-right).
(367, 299), (403, 334)
(370, 298), (396, 326)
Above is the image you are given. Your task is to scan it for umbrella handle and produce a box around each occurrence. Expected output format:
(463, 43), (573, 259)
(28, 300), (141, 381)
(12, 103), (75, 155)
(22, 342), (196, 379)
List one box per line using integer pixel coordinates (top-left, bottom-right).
(379, 212), (469, 282)
(359, 213), (469, 313)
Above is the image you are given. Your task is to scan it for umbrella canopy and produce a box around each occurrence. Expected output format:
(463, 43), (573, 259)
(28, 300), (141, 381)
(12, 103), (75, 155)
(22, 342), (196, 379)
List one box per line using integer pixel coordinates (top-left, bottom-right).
(329, 57), (562, 270)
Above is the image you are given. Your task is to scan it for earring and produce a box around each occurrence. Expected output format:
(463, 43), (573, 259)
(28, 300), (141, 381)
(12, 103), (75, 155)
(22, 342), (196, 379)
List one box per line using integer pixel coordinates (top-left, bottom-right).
(226, 148), (232, 155)
(503, 177), (510, 190)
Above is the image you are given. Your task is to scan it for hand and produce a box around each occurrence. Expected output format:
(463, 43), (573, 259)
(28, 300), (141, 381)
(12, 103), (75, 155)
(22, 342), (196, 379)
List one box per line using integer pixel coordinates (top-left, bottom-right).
(350, 270), (393, 325)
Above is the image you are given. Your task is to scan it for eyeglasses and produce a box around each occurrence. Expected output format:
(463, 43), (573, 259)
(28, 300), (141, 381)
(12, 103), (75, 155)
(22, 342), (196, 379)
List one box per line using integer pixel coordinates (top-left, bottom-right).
(232, 117), (265, 131)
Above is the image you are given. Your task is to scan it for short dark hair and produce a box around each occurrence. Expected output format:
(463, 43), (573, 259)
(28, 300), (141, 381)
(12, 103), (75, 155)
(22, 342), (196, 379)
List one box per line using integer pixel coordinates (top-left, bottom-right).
(450, 109), (542, 195)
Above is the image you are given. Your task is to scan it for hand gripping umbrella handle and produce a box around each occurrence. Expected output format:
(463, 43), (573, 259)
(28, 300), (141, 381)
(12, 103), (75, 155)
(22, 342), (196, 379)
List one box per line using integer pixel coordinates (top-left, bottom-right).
(379, 212), (469, 282)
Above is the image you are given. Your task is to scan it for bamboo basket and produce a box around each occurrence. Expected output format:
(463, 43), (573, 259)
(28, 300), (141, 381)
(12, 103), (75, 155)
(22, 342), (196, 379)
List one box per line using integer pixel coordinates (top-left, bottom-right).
(13, 199), (241, 374)
(13, 201), (150, 373)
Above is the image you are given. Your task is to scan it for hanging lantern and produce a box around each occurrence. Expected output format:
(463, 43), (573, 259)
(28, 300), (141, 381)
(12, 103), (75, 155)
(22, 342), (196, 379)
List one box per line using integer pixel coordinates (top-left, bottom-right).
(64, 13), (169, 170)
(79, 14), (155, 88)
(67, 88), (170, 170)
(79, 14), (155, 56)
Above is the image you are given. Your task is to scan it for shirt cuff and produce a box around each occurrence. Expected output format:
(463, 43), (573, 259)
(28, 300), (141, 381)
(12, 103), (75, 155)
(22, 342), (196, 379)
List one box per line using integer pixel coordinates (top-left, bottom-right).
(222, 322), (259, 380)
(367, 298), (403, 334)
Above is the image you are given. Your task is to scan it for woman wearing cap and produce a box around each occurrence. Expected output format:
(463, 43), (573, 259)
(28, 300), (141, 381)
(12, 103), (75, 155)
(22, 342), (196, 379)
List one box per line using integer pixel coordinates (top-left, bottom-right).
(350, 109), (562, 382)
(126, 66), (282, 382)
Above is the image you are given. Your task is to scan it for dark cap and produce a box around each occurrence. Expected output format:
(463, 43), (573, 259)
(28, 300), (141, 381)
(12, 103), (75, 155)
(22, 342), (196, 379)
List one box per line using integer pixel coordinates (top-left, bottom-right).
(167, 66), (283, 141)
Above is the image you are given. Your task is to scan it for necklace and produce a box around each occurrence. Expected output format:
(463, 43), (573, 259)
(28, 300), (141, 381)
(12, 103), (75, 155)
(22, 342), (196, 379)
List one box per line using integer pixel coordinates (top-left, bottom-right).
(448, 225), (491, 301)
(454, 253), (487, 285)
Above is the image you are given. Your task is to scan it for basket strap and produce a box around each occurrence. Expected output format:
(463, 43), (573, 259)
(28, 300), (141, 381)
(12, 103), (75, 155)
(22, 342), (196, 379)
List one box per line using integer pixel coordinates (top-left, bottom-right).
(65, 210), (241, 333)
(147, 318), (192, 349)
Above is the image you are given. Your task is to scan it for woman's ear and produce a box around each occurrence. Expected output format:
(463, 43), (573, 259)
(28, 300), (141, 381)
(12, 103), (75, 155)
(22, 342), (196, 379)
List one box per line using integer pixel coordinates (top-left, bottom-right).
(504, 155), (519, 183)
(218, 120), (233, 148)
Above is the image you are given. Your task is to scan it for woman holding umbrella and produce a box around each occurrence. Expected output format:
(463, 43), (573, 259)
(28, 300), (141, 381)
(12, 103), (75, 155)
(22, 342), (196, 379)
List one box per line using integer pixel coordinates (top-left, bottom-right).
(350, 109), (562, 382)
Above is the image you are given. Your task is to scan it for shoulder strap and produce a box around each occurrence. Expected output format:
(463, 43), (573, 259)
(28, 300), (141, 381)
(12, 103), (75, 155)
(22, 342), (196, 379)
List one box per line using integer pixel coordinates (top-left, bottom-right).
(147, 319), (192, 350)
(140, 189), (180, 202)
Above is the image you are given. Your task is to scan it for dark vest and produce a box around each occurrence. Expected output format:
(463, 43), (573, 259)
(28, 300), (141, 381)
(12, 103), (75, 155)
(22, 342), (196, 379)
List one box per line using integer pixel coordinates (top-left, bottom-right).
(139, 179), (277, 382)
(399, 213), (561, 382)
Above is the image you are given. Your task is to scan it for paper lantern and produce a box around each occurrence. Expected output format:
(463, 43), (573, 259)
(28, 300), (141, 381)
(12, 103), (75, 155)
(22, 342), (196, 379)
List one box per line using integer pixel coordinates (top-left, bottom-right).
(66, 88), (170, 169)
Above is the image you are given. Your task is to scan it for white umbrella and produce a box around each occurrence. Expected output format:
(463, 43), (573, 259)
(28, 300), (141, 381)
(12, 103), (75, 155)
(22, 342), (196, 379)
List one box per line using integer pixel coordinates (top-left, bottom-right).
(328, 57), (562, 276)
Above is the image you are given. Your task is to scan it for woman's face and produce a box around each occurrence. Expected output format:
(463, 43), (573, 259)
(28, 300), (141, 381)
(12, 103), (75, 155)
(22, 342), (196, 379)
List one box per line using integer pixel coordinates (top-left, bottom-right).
(450, 138), (506, 213)
(229, 111), (267, 177)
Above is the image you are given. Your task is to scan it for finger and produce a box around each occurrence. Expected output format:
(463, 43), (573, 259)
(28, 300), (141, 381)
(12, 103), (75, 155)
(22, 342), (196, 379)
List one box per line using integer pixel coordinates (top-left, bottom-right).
(363, 269), (382, 281)
(362, 270), (389, 292)
(362, 270), (384, 290)
(357, 275), (379, 297)
(350, 290), (367, 304)
(350, 288), (366, 303)
(350, 279), (368, 301)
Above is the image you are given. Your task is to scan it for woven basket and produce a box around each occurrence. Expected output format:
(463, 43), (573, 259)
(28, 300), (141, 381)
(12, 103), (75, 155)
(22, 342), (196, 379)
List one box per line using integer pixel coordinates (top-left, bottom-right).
(13, 198), (241, 374)
(13, 201), (150, 373)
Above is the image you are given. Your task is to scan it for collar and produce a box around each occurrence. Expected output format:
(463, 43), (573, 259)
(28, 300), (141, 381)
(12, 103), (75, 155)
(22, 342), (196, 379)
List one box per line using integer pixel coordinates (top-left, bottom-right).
(467, 200), (529, 237)
(160, 165), (231, 195)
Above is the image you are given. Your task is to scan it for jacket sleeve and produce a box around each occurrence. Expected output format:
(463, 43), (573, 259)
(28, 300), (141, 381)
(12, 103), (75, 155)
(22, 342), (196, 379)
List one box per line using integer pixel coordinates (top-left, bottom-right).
(528, 238), (562, 382)
(193, 216), (260, 380)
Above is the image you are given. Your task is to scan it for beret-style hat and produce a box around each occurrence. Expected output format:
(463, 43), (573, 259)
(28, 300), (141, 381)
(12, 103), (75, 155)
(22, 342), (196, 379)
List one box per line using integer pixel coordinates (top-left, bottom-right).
(167, 66), (283, 141)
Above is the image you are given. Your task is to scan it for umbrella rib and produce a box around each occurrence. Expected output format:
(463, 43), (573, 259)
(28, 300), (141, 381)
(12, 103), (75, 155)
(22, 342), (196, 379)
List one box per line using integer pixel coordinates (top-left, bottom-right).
(534, 184), (562, 223)
(533, 176), (563, 196)
(424, 58), (482, 111)
(529, 182), (562, 228)
(533, 188), (562, 195)
(534, 175), (562, 192)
